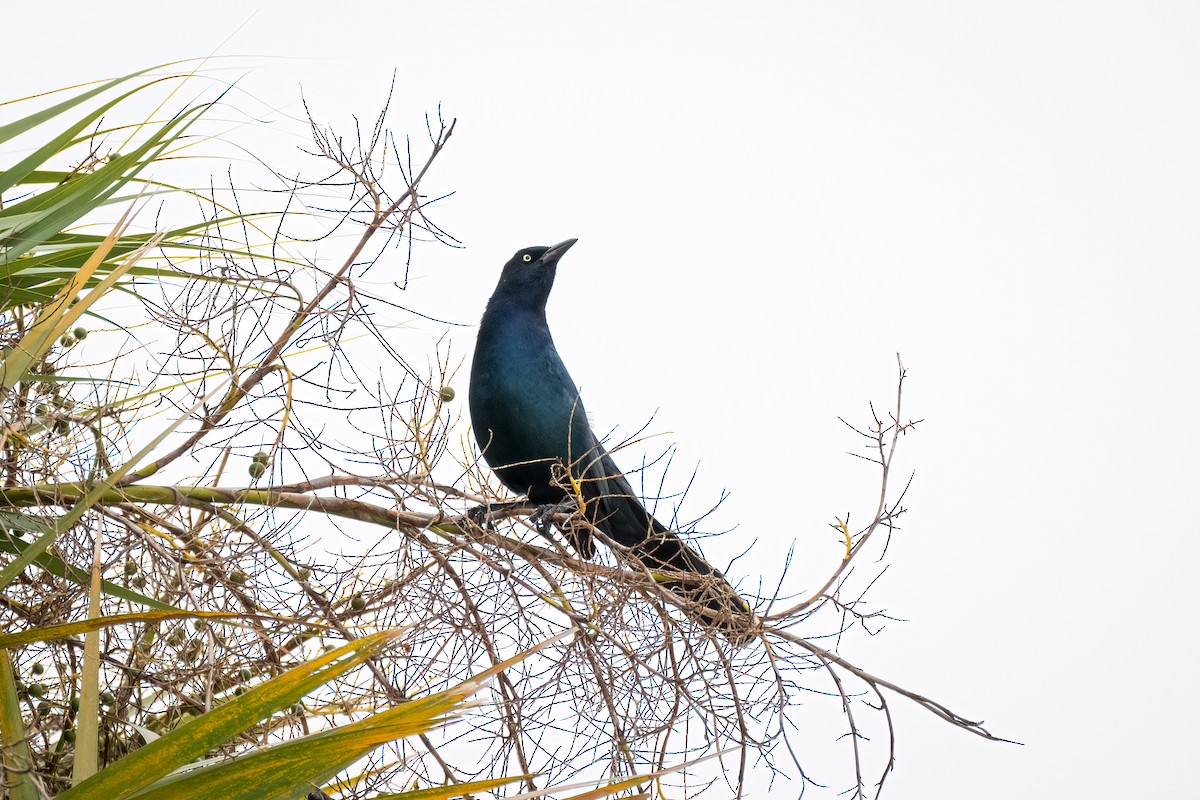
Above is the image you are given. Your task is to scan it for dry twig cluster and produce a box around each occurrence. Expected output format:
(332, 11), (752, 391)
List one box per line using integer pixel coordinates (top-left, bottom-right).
(0, 92), (1003, 799)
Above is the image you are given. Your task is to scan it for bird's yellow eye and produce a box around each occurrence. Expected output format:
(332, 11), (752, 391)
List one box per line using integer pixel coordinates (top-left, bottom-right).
(522, 254), (532, 263)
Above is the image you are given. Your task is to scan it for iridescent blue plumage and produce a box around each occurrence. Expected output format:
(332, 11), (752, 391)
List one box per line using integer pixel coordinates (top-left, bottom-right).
(469, 240), (752, 644)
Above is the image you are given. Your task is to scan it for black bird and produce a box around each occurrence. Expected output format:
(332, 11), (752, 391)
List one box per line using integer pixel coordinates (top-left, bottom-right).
(469, 239), (753, 645)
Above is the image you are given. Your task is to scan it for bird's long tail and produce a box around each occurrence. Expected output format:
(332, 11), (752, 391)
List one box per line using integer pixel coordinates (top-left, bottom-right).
(582, 455), (755, 646)
(630, 514), (756, 648)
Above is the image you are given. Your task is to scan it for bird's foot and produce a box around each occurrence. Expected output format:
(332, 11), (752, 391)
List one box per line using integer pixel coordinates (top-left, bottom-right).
(467, 500), (525, 530)
(531, 496), (580, 539)
(466, 504), (491, 529)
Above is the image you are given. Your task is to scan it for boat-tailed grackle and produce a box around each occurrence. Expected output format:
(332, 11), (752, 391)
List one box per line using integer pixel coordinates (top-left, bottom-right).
(469, 239), (753, 645)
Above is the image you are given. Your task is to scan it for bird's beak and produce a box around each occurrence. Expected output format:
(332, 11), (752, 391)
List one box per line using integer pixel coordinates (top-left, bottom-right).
(542, 238), (578, 264)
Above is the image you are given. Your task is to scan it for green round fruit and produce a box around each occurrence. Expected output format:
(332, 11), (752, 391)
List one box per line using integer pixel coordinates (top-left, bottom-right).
(438, 386), (456, 402)
(349, 594), (366, 611)
(124, 561), (138, 576)
(230, 570), (248, 585)
(27, 683), (45, 698)
(252, 451), (269, 463)
(62, 729), (76, 743)
(73, 326), (88, 340)
(31, 662), (44, 676)
(249, 461), (267, 479)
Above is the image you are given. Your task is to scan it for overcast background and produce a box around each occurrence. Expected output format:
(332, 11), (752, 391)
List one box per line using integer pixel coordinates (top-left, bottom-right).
(6, 3), (1198, 798)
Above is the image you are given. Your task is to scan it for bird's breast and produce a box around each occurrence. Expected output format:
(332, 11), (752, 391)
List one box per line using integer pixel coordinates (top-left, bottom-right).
(470, 315), (590, 497)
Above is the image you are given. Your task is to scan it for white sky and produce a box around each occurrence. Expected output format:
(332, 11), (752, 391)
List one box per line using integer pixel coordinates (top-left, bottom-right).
(7, 2), (1199, 798)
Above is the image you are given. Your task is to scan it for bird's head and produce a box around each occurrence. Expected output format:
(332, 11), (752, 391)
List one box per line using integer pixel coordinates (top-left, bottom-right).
(489, 239), (578, 311)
